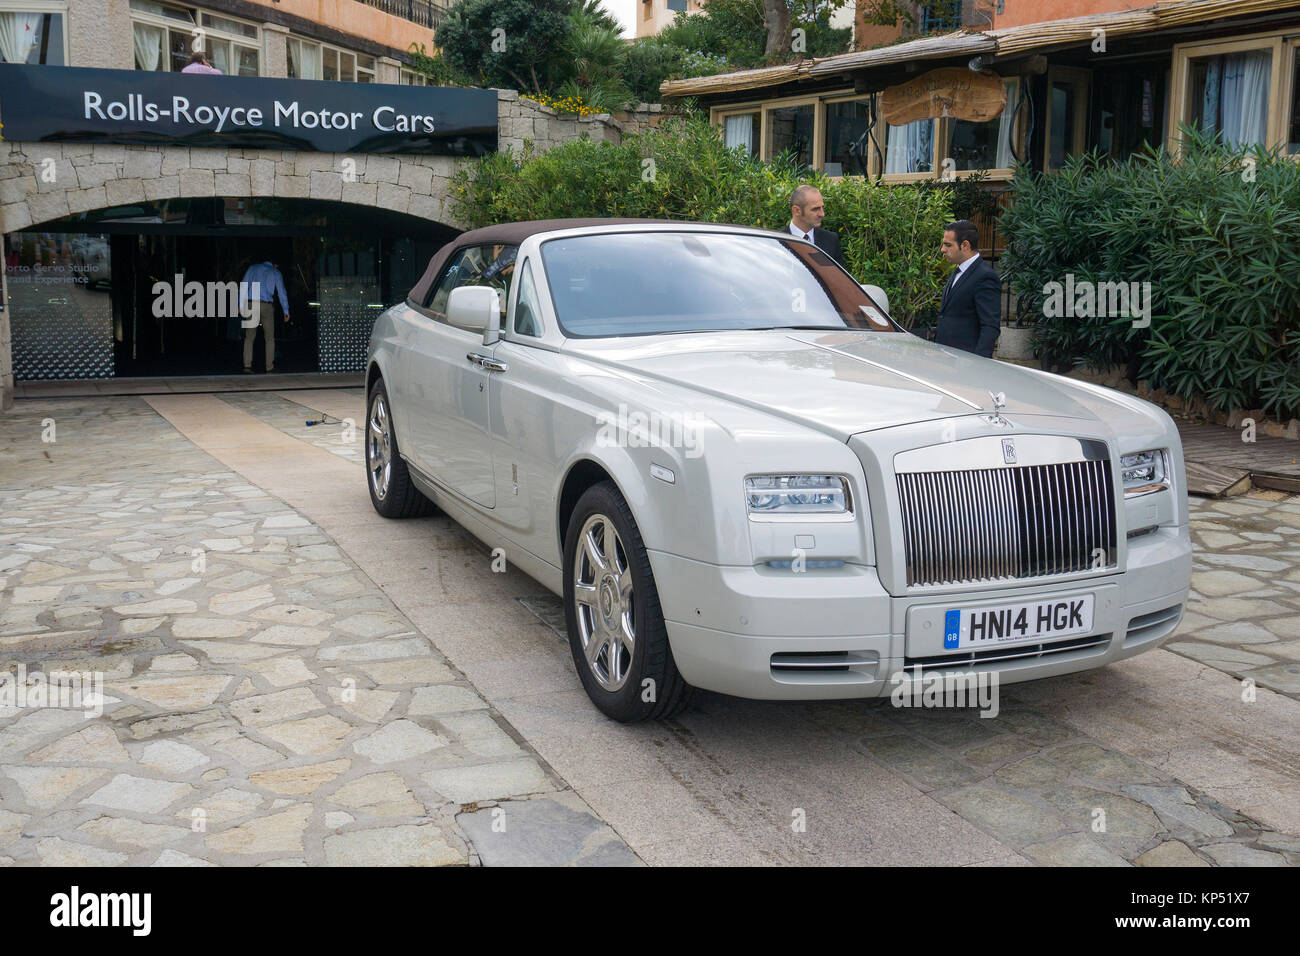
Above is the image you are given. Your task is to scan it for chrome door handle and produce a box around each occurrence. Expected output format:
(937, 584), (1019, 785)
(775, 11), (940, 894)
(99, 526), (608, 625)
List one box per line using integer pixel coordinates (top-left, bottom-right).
(466, 352), (508, 372)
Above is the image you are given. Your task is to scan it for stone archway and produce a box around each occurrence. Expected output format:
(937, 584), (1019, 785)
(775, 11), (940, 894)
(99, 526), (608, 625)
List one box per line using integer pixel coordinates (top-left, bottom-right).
(0, 141), (470, 234)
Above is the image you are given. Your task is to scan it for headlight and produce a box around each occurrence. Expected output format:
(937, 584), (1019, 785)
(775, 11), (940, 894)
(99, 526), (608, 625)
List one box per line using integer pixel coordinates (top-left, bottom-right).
(1120, 449), (1169, 497)
(745, 475), (849, 515)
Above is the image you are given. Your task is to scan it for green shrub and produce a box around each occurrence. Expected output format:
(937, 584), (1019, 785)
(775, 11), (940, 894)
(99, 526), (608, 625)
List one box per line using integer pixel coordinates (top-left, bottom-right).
(1000, 128), (1300, 420)
(622, 40), (691, 103)
(449, 116), (952, 322)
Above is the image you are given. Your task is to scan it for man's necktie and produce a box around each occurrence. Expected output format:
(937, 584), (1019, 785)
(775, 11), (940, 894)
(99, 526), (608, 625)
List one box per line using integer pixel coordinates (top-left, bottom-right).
(942, 269), (960, 307)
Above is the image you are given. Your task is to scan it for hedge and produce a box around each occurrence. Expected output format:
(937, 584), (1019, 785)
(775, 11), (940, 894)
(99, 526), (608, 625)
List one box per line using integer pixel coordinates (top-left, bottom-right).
(1000, 129), (1300, 422)
(448, 116), (954, 323)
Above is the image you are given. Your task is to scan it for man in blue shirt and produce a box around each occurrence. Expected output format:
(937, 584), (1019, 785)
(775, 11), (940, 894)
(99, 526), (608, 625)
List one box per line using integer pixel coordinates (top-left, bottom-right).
(240, 260), (291, 373)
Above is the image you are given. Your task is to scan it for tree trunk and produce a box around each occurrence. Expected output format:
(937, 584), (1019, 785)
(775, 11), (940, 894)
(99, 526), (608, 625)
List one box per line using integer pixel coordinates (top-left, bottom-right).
(763, 0), (792, 58)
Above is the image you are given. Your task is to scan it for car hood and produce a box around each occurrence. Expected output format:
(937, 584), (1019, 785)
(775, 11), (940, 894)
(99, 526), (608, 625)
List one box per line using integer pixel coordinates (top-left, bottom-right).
(563, 330), (1103, 440)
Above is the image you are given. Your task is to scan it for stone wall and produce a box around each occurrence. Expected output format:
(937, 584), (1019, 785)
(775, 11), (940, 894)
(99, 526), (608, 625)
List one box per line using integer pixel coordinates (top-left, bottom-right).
(497, 91), (667, 155)
(0, 143), (466, 234)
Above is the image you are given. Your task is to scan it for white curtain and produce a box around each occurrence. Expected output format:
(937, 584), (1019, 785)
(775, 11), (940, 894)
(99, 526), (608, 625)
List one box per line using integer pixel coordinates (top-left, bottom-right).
(1218, 50), (1271, 147)
(996, 80), (1019, 168)
(208, 39), (229, 74)
(288, 37), (320, 80)
(132, 22), (163, 71)
(724, 115), (753, 154)
(0, 12), (42, 64)
(886, 120), (933, 174)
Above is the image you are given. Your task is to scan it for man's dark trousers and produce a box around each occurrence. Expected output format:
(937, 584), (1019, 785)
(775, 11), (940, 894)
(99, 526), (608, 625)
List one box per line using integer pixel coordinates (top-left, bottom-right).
(935, 257), (1002, 358)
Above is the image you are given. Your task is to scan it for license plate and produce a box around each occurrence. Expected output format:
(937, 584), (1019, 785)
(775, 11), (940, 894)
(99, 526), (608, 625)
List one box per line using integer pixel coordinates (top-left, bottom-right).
(944, 595), (1094, 651)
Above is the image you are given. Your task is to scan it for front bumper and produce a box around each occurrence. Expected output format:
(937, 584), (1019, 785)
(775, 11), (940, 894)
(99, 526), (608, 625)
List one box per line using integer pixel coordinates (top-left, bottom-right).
(649, 525), (1191, 701)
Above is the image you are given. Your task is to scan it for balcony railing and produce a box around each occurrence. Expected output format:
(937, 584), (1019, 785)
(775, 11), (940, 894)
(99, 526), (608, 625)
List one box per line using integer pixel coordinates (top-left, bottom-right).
(357, 0), (447, 31)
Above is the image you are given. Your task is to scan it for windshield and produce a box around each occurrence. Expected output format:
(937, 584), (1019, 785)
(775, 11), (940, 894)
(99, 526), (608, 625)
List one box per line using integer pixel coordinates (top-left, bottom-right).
(539, 231), (897, 338)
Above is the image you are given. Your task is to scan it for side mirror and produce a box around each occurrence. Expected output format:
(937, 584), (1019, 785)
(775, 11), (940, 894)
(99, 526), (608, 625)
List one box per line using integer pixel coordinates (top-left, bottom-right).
(447, 286), (500, 345)
(861, 284), (890, 316)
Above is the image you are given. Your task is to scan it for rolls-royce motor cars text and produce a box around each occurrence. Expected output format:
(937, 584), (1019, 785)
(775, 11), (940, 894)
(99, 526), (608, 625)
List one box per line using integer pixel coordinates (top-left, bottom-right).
(364, 220), (1191, 722)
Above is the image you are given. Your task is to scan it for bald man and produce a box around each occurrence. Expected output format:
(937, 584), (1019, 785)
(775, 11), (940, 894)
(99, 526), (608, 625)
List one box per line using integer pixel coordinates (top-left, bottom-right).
(786, 184), (845, 267)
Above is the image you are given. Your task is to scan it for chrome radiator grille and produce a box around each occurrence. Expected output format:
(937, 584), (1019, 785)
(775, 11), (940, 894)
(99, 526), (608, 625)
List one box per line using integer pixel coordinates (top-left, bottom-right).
(896, 460), (1117, 587)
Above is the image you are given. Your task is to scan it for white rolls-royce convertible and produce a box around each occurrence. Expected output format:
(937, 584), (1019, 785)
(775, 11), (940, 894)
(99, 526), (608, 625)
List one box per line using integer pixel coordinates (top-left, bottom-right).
(365, 219), (1191, 722)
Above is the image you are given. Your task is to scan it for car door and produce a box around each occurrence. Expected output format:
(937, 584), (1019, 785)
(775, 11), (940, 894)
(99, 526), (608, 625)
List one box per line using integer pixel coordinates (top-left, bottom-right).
(487, 255), (562, 549)
(400, 243), (516, 509)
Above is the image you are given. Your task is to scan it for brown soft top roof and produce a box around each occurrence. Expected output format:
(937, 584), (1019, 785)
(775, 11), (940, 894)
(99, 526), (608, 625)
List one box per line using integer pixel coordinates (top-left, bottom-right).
(407, 217), (753, 306)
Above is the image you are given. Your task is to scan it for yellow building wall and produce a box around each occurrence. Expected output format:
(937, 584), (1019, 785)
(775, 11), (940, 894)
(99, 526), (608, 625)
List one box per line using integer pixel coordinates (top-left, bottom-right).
(991, 0), (1176, 29)
(243, 0), (441, 53)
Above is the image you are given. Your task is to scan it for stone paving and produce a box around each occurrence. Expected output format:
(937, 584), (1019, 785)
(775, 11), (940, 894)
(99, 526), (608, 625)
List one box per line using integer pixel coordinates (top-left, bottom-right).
(218, 391), (364, 466)
(2, 392), (1299, 866)
(514, 588), (1300, 867)
(0, 398), (633, 866)
(1174, 493), (1300, 697)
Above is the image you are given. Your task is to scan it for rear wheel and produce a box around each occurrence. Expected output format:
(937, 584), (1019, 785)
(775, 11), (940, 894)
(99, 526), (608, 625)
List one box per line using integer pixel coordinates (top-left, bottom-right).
(563, 481), (691, 722)
(366, 379), (435, 519)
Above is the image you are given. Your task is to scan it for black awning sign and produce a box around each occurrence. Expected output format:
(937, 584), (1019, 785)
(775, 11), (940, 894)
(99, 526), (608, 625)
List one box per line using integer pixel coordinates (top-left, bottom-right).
(0, 64), (498, 156)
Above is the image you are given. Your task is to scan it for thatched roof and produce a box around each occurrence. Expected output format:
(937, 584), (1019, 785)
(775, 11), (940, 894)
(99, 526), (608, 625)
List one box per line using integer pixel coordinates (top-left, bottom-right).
(660, 0), (1300, 98)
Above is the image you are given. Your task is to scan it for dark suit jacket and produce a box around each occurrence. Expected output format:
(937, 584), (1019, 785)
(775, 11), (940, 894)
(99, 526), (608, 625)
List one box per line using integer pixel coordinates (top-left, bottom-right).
(809, 228), (844, 268)
(935, 257), (1001, 358)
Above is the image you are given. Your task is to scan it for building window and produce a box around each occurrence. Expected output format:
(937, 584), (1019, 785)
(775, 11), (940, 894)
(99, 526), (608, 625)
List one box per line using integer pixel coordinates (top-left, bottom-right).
(288, 36), (376, 83)
(919, 1), (962, 35)
(949, 78), (1020, 171)
(130, 0), (259, 75)
(767, 103), (815, 169)
(400, 68), (428, 86)
(884, 119), (935, 174)
(1171, 32), (1292, 155)
(198, 12), (258, 76)
(823, 98), (871, 176)
(1043, 67), (1091, 170)
(0, 7), (65, 65)
(722, 111), (759, 157)
(1188, 50), (1272, 148)
(1290, 48), (1300, 154)
(714, 85), (1024, 181)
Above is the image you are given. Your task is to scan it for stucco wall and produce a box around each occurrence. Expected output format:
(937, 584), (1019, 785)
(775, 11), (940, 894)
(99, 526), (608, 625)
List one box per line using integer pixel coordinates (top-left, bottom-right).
(66, 0), (440, 70)
(68, 0), (133, 70)
(991, 0), (1171, 29)
(248, 0), (440, 54)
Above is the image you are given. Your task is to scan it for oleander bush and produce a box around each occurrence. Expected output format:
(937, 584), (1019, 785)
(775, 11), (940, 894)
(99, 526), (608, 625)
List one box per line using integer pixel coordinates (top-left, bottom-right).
(449, 116), (953, 323)
(1000, 127), (1300, 421)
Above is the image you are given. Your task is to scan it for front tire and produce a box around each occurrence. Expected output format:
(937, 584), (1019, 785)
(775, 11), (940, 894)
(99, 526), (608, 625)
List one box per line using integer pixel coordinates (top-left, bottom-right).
(366, 378), (435, 519)
(563, 482), (692, 722)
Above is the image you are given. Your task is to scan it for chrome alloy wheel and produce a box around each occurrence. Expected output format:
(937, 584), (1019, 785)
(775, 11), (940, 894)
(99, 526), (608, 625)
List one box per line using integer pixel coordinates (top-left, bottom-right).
(573, 513), (635, 692)
(367, 394), (392, 501)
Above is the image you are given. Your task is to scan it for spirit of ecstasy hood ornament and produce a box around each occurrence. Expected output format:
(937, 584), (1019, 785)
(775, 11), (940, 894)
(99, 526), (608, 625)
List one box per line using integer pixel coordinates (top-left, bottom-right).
(984, 391), (1012, 428)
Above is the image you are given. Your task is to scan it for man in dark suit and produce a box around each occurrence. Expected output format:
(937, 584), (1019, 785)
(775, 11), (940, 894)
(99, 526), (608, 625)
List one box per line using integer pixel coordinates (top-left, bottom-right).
(935, 219), (1001, 358)
(787, 185), (845, 267)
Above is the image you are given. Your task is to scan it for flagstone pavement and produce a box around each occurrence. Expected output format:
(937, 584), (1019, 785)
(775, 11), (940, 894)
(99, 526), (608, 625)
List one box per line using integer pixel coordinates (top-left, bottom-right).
(1, 391), (1299, 866)
(0, 397), (633, 866)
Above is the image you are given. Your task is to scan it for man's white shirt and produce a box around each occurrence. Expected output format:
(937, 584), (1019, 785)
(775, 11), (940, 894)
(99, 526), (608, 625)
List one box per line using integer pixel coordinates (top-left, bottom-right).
(950, 252), (981, 291)
(788, 222), (814, 242)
